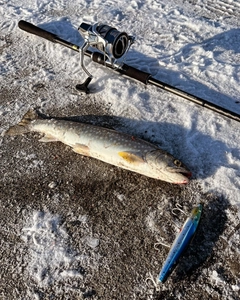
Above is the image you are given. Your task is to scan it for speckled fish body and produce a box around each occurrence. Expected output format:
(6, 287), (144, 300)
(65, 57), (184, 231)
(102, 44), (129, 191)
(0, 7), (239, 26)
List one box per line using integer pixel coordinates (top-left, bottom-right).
(5, 110), (191, 184)
(158, 203), (203, 283)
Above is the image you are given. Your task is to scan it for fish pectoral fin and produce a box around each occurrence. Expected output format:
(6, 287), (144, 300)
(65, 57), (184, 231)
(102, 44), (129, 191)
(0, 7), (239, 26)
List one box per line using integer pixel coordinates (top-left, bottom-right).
(72, 144), (90, 156)
(39, 134), (59, 142)
(118, 151), (144, 164)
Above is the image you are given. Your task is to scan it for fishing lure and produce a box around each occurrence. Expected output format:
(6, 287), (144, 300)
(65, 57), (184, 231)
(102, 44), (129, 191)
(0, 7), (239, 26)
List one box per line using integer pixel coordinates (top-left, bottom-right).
(158, 203), (203, 283)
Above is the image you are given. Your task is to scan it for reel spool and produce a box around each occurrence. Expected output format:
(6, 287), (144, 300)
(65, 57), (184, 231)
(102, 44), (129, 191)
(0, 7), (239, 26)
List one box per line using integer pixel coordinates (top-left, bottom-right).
(76, 22), (135, 92)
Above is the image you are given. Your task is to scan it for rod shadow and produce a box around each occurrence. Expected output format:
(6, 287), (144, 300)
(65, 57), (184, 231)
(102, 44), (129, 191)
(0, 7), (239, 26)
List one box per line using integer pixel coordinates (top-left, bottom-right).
(39, 18), (82, 46)
(126, 28), (240, 113)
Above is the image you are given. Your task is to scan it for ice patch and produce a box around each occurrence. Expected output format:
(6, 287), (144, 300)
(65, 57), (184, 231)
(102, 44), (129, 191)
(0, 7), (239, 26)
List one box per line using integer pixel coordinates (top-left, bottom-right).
(232, 284), (240, 292)
(210, 270), (225, 285)
(21, 211), (83, 286)
(83, 236), (100, 249)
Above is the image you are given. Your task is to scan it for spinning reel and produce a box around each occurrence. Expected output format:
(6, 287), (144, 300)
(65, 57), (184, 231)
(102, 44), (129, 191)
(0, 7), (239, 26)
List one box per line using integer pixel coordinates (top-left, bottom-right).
(76, 22), (135, 92)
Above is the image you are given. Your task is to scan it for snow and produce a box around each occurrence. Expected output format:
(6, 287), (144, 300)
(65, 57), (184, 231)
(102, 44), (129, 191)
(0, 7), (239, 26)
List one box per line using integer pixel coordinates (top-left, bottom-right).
(210, 270), (225, 285)
(21, 211), (83, 287)
(21, 210), (100, 291)
(1, 0), (240, 298)
(2, 0), (239, 210)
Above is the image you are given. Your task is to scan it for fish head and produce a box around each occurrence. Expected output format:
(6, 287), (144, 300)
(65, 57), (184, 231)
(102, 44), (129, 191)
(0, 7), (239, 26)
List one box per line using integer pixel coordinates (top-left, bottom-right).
(145, 150), (191, 184)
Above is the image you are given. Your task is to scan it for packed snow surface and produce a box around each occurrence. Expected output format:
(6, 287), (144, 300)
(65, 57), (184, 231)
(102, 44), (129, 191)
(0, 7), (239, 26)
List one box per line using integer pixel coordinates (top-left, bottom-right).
(1, 0), (240, 299)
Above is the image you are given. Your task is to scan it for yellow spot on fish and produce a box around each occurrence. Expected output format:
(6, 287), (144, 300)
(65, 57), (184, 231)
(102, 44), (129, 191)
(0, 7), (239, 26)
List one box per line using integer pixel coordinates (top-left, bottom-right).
(118, 151), (144, 164)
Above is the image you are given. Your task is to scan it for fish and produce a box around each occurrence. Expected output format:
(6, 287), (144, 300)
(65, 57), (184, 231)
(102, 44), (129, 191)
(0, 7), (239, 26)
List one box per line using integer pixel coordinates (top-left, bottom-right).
(158, 203), (203, 283)
(5, 110), (191, 184)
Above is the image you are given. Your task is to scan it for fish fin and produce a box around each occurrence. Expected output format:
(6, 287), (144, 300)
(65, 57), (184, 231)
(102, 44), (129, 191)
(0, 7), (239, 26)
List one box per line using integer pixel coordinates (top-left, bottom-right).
(118, 151), (145, 164)
(39, 134), (59, 143)
(72, 144), (90, 156)
(5, 109), (39, 136)
(5, 125), (29, 136)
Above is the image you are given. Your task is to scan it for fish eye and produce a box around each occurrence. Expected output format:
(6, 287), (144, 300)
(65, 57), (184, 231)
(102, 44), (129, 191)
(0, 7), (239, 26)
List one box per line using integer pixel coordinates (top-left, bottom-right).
(174, 159), (182, 167)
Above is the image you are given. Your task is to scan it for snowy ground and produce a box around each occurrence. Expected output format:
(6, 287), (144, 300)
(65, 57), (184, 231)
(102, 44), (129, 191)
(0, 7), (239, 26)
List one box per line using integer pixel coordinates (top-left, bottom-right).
(0, 0), (240, 299)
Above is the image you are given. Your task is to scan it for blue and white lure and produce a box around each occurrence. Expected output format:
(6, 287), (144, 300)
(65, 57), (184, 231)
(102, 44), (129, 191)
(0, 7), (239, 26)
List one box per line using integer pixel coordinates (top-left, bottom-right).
(158, 203), (203, 283)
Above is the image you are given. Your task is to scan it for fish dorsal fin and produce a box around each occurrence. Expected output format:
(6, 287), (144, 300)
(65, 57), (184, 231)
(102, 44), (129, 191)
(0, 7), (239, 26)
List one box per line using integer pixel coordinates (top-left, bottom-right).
(39, 134), (59, 142)
(118, 151), (145, 164)
(72, 144), (90, 156)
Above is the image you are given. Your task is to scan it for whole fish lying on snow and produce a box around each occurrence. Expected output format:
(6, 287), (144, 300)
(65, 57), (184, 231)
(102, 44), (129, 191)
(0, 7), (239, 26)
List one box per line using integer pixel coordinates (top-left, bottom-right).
(5, 110), (191, 184)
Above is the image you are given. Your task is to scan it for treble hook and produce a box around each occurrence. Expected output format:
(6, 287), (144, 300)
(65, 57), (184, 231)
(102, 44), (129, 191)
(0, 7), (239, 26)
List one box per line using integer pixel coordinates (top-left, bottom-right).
(145, 273), (160, 291)
(154, 240), (170, 250)
(172, 203), (188, 217)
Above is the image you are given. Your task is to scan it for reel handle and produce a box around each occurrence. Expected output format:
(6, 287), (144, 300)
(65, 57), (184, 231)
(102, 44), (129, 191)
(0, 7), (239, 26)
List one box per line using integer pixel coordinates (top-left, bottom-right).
(18, 20), (58, 43)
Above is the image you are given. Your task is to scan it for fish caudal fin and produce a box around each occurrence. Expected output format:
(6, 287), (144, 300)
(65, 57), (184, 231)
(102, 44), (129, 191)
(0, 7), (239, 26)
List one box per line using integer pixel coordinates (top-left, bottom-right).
(5, 109), (39, 136)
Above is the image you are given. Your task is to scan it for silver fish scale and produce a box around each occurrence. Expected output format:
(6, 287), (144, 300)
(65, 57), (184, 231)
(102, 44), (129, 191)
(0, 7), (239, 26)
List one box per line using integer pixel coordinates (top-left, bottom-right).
(28, 117), (190, 183)
(67, 121), (155, 151)
(33, 119), (155, 152)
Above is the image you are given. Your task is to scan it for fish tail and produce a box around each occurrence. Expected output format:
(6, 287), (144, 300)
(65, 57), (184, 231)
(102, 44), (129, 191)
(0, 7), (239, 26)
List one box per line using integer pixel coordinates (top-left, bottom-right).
(5, 109), (39, 136)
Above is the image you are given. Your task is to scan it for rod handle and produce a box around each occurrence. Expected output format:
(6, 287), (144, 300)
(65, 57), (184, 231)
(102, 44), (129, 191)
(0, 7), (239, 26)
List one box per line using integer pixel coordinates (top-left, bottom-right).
(92, 52), (151, 84)
(18, 20), (58, 43)
(120, 64), (151, 84)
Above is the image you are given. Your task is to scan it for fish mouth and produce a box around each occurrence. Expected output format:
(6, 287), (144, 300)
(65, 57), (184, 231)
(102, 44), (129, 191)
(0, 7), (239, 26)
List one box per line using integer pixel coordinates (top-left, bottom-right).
(166, 167), (192, 184)
(179, 171), (192, 184)
(181, 170), (192, 179)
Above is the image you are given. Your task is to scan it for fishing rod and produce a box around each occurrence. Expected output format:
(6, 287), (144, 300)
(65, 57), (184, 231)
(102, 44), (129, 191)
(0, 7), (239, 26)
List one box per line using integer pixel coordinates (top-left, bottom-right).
(18, 20), (240, 123)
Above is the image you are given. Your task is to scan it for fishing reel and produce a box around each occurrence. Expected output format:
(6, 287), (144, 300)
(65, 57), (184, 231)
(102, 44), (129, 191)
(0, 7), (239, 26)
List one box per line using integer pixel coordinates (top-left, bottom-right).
(76, 22), (135, 93)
